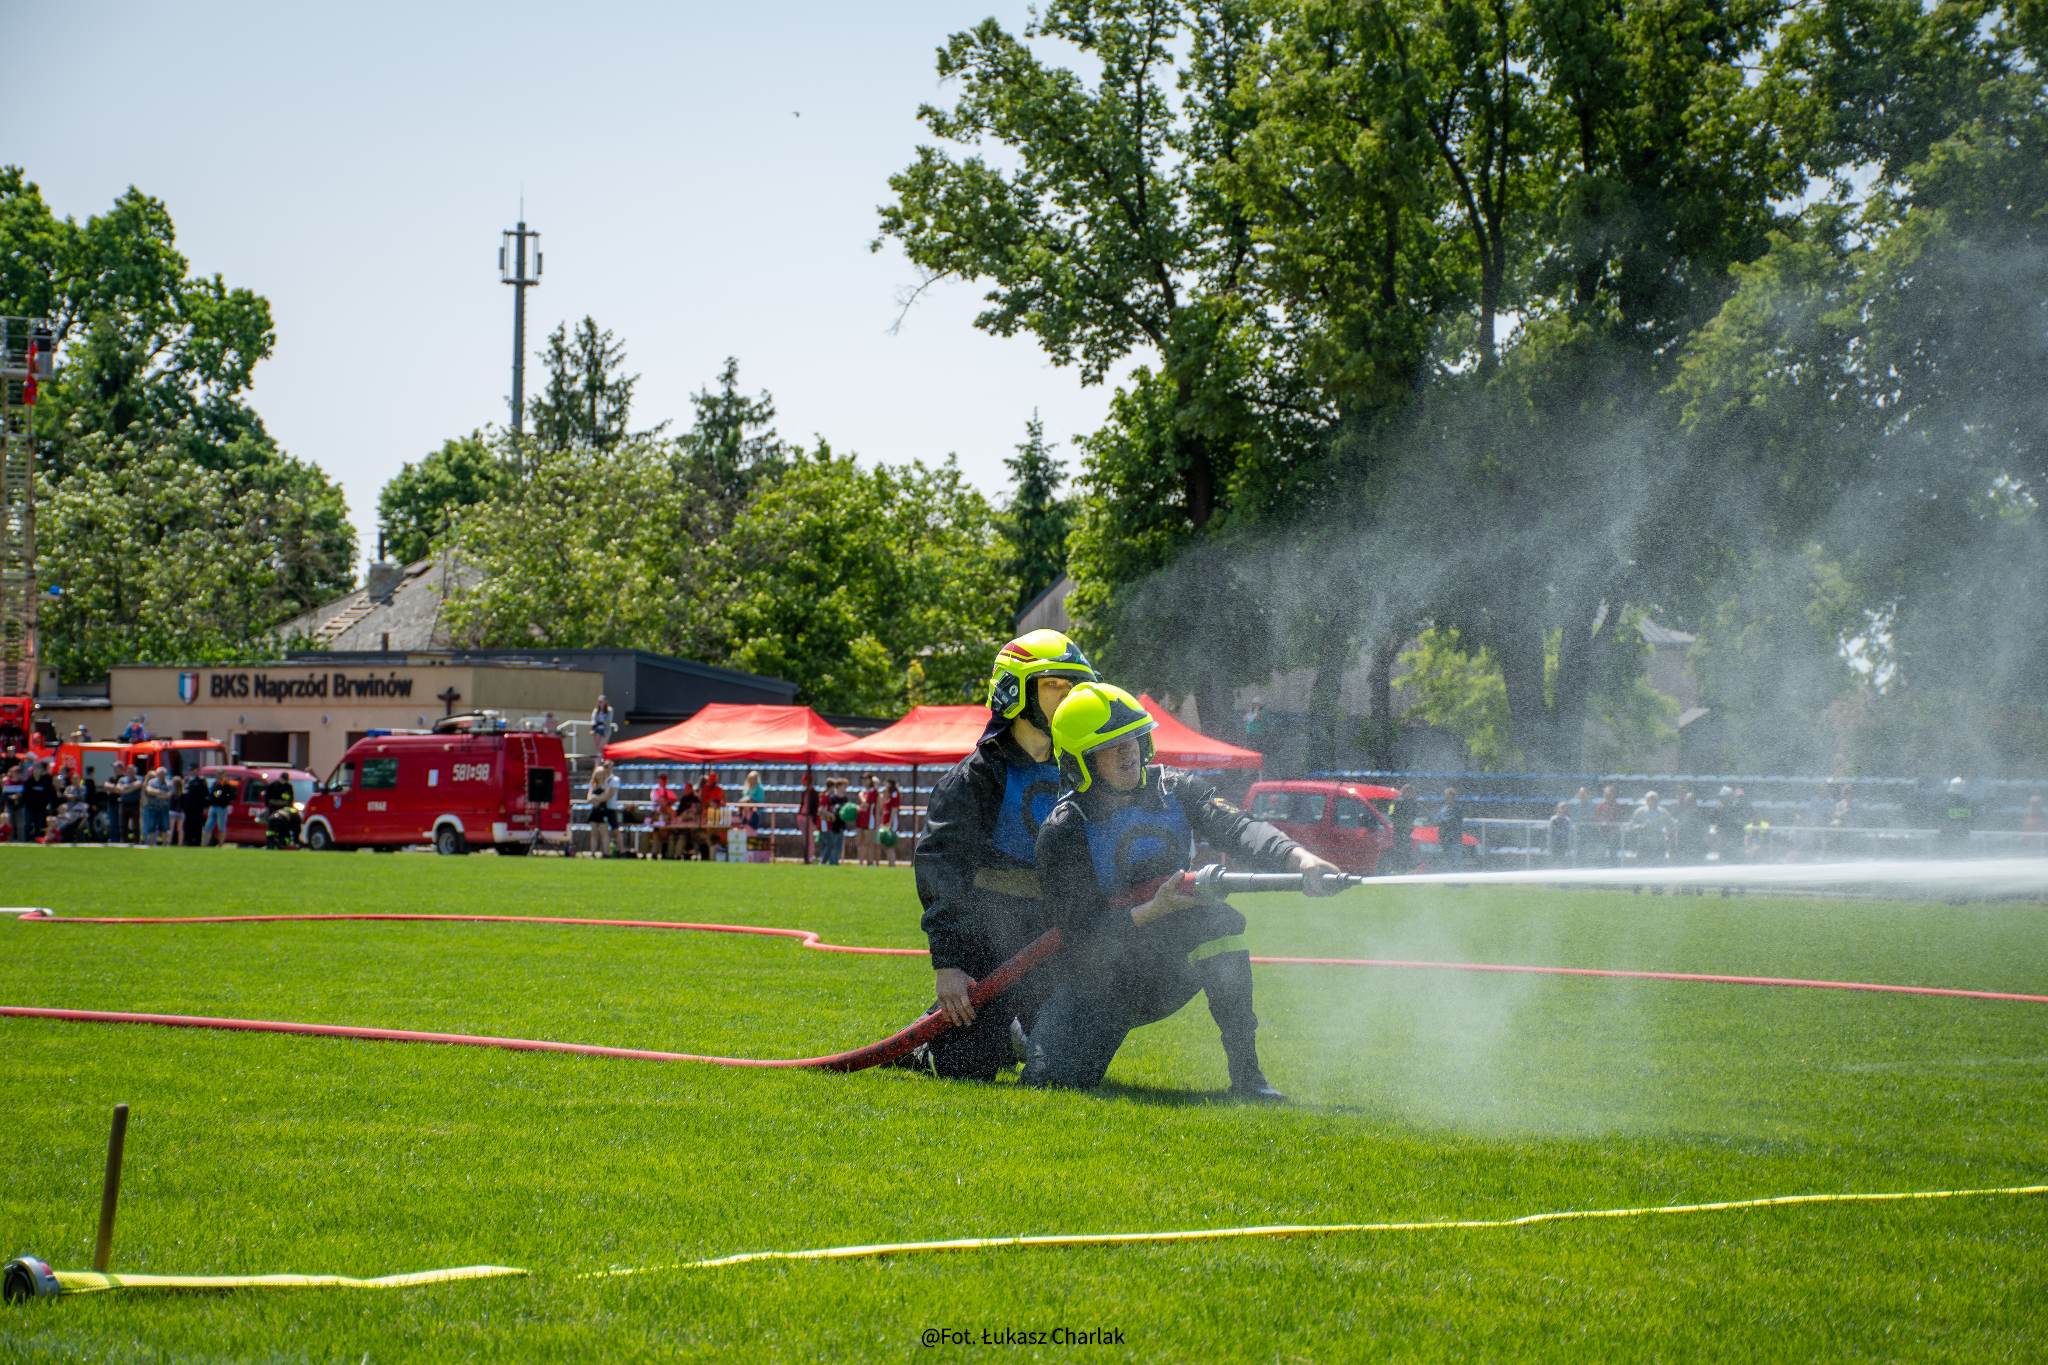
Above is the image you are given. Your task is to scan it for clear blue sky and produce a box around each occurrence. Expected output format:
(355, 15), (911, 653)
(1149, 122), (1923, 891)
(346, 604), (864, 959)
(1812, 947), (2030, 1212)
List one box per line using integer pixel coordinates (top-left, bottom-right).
(30, 1), (1115, 570)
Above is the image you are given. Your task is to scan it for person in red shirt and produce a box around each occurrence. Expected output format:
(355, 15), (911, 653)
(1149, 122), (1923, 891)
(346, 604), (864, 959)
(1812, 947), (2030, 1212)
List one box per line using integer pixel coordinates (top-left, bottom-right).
(856, 773), (881, 866)
(880, 778), (903, 866)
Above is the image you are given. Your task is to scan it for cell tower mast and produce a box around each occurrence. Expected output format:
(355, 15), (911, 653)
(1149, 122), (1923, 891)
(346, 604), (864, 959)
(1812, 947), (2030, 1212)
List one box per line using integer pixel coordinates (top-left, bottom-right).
(498, 219), (542, 434)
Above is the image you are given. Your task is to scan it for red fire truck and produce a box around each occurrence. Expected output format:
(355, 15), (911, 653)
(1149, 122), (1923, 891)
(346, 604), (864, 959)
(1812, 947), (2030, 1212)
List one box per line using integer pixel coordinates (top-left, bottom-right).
(299, 714), (569, 855)
(48, 737), (228, 782)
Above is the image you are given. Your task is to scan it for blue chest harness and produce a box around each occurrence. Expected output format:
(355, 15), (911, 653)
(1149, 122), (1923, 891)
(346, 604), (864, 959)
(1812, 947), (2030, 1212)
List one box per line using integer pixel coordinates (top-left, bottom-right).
(1081, 792), (1194, 894)
(989, 754), (1064, 865)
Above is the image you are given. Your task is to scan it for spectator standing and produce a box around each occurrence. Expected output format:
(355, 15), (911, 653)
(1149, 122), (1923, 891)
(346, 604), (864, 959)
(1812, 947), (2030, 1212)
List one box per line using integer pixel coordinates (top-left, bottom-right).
(1628, 790), (1677, 863)
(675, 778), (705, 859)
(1673, 787), (1708, 863)
(203, 774), (235, 846)
(1937, 777), (1975, 853)
(797, 775), (821, 863)
(743, 769), (767, 830)
(1548, 802), (1573, 867)
(26, 761), (56, 841)
(819, 780), (846, 866)
(142, 766), (174, 846)
(1564, 785), (1593, 863)
(82, 774), (106, 840)
(1714, 786), (1750, 862)
(587, 760), (622, 858)
(120, 716), (147, 743)
(180, 769), (210, 845)
(166, 775), (187, 847)
(1437, 786), (1469, 869)
(856, 773), (881, 866)
(3, 760), (24, 836)
(700, 769), (728, 858)
(1389, 784), (1416, 873)
(115, 764), (143, 844)
(590, 696), (616, 748)
(880, 778), (903, 867)
(1592, 784), (1625, 865)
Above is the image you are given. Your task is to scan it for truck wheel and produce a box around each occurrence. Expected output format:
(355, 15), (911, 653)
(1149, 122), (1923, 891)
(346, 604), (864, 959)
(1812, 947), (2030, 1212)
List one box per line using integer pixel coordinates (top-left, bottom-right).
(434, 826), (467, 857)
(495, 841), (531, 857)
(304, 824), (334, 852)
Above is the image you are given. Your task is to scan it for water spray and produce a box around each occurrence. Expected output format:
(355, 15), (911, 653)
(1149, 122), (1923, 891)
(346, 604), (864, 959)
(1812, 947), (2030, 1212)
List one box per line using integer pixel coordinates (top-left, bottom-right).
(1351, 856), (2048, 899)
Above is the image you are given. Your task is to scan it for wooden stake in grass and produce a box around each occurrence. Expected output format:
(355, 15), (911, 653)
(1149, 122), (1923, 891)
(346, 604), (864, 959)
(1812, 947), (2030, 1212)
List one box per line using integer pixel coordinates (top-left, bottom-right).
(92, 1103), (129, 1273)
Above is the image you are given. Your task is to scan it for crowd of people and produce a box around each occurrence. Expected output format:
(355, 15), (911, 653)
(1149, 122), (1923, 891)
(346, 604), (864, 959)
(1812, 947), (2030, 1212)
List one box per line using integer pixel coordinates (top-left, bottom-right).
(1532, 778), (2048, 864)
(0, 752), (270, 847)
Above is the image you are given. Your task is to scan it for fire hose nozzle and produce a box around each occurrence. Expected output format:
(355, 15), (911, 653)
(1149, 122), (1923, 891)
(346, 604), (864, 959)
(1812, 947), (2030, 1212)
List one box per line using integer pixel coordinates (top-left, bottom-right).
(1178, 865), (1367, 898)
(3, 1255), (61, 1303)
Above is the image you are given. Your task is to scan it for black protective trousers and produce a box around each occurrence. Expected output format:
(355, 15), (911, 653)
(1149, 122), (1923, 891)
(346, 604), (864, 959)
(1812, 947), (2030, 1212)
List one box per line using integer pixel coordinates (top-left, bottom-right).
(926, 896), (1055, 1081)
(1020, 904), (1258, 1091)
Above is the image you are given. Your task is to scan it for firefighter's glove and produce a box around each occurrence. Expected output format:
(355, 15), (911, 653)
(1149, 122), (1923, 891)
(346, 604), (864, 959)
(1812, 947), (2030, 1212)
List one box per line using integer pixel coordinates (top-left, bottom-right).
(1288, 846), (1346, 896)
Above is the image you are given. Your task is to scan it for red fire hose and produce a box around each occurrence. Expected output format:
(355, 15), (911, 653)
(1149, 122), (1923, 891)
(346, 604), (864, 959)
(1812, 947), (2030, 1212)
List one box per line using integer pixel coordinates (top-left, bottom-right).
(1, 920), (1064, 1072)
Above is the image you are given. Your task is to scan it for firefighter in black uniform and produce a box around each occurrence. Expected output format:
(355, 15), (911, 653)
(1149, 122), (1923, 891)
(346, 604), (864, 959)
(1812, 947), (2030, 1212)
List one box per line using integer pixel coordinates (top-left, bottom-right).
(903, 629), (1101, 1079)
(1026, 684), (1342, 1100)
(263, 774), (300, 849)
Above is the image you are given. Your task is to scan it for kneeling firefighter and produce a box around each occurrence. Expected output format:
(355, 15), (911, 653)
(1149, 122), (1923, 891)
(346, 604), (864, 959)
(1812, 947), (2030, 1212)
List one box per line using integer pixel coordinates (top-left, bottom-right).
(1025, 684), (1342, 1100)
(903, 629), (1101, 1079)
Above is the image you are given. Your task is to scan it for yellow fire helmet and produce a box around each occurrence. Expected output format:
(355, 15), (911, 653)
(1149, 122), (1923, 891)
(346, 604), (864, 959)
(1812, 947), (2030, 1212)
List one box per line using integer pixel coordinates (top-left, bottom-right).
(1049, 682), (1157, 794)
(988, 629), (1099, 727)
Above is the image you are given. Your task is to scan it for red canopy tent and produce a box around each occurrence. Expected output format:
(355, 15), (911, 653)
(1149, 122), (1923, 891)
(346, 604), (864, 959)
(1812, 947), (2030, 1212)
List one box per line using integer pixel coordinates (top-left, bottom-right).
(1138, 694), (1263, 770)
(603, 704), (858, 764)
(828, 705), (989, 767)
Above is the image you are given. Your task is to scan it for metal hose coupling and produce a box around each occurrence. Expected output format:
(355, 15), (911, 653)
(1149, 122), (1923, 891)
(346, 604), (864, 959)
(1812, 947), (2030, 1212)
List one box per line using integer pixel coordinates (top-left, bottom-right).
(3, 1255), (61, 1302)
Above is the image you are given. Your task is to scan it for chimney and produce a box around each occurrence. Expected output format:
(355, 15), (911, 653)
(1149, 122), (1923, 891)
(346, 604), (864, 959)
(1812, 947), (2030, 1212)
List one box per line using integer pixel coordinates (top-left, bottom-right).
(367, 561), (403, 602)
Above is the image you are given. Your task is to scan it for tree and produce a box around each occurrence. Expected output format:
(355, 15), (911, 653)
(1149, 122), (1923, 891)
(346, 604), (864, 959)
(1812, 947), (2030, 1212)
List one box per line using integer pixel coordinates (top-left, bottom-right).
(676, 357), (788, 516)
(1394, 627), (1514, 768)
(376, 432), (513, 564)
(0, 168), (354, 676)
(36, 424), (346, 679)
(1669, 0), (2048, 771)
(1000, 413), (1074, 616)
(0, 167), (277, 476)
(525, 316), (655, 457)
(440, 442), (717, 655)
(711, 450), (1017, 713)
(877, 0), (1287, 727)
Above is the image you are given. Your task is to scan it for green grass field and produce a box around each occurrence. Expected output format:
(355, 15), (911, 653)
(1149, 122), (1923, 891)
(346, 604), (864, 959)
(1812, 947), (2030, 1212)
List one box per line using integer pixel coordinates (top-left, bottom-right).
(2, 849), (2044, 1361)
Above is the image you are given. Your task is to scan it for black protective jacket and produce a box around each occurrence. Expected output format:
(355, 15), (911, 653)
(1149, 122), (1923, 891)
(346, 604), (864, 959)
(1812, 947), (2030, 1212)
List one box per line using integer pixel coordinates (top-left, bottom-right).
(1036, 767), (1298, 954)
(913, 728), (1063, 973)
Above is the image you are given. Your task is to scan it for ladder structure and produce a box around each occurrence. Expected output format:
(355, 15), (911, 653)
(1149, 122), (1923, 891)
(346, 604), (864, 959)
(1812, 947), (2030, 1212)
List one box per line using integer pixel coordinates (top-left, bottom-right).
(0, 317), (53, 697)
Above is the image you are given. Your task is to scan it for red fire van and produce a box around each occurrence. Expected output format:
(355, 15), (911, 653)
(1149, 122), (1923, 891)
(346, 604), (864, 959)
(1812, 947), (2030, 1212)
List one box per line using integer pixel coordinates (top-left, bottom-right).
(1245, 779), (1403, 874)
(299, 716), (569, 855)
(50, 738), (228, 783)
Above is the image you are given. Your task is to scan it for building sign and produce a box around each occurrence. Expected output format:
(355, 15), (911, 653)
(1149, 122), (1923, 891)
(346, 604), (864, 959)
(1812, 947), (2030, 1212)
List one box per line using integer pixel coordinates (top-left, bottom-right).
(201, 671), (418, 703)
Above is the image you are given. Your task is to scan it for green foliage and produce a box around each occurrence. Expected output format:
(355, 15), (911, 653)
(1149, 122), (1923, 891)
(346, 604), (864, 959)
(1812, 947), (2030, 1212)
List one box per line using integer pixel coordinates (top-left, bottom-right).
(878, 2), (1293, 725)
(440, 441), (716, 656)
(711, 450), (1017, 714)
(999, 413), (1074, 617)
(1395, 626), (1515, 769)
(1, 168), (355, 679)
(525, 316), (656, 457)
(0, 167), (278, 473)
(375, 432), (512, 565)
(36, 424), (347, 679)
(676, 356), (788, 516)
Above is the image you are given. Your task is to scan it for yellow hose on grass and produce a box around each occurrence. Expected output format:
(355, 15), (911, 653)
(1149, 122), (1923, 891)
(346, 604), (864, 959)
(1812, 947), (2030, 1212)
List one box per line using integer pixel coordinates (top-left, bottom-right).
(10, 1182), (2042, 1300)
